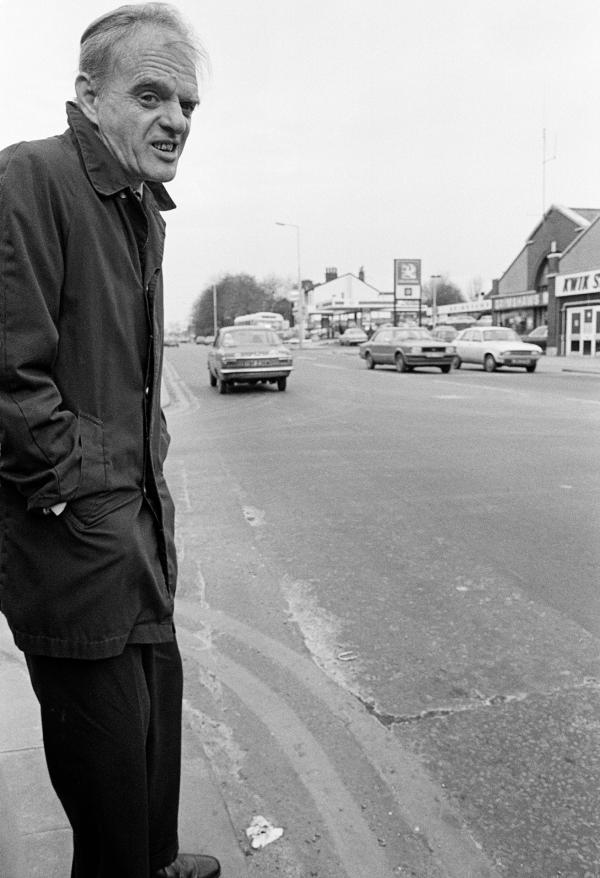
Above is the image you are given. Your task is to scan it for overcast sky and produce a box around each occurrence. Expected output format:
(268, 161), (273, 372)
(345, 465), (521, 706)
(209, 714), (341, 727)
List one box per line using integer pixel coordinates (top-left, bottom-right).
(2, 0), (600, 326)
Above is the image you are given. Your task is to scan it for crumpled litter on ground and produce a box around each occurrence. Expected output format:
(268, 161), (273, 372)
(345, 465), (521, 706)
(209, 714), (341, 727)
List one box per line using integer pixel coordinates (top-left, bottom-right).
(245, 815), (284, 849)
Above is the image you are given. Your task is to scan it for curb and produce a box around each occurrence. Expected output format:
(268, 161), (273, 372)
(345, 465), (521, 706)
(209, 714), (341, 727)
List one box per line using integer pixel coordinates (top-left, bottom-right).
(0, 615), (247, 876)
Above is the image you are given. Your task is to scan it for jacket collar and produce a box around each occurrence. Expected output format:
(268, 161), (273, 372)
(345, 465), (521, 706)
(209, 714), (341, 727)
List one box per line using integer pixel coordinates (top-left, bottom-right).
(66, 101), (176, 211)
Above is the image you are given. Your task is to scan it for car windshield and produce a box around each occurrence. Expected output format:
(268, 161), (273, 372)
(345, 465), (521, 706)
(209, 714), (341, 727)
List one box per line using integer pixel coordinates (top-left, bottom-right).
(220, 329), (281, 347)
(392, 329), (432, 340)
(528, 326), (547, 337)
(482, 329), (521, 341)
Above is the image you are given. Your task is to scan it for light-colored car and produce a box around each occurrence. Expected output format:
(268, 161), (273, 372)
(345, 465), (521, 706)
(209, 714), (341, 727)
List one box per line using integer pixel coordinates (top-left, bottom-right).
(207, 326), (293, 394)
(358, 327), (455, 373)
(453, 327), (542, 372)
(339, 327), (368, 346)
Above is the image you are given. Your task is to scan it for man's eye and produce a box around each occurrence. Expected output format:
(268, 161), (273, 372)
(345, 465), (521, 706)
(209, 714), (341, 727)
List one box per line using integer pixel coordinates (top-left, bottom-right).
(180, 102), (196, 118)
(139, 93), (160, 107)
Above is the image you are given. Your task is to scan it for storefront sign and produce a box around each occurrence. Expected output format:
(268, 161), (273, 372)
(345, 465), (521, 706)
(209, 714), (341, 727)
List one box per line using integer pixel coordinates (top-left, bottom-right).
(394, 259), (421, 301)
(493, 291), (547, 310)
(556, 269), (600, 297)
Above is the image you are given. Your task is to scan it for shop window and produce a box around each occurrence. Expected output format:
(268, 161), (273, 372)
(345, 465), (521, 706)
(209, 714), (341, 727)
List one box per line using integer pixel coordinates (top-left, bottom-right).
(571, 313), (581, 334)
(570, 339), (580, 353)
(583, 340), (591, 355)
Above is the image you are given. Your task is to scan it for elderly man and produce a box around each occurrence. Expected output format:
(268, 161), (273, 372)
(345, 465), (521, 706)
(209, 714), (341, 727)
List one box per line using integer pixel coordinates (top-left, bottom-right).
(0, 4), (220, 877)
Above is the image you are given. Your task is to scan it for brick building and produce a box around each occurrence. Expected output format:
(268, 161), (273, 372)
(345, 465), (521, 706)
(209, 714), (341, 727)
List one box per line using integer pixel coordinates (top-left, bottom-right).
(491, 204), (600, 355)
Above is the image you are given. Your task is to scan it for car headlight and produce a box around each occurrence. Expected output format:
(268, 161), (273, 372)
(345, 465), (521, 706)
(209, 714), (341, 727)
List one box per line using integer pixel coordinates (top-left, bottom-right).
(447, 345), (456, 354)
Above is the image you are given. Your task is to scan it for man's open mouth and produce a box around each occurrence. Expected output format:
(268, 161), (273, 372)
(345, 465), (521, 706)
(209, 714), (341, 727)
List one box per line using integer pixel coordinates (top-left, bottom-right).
(153, 142), (176, 153)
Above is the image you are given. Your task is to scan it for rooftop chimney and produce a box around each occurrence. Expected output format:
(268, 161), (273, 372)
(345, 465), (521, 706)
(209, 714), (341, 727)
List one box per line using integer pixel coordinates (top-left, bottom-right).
(325, 267), (338, 283)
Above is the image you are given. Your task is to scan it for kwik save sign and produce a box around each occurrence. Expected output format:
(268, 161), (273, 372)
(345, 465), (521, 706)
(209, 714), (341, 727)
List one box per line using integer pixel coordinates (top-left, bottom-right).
(394, 259), (421, 309)
(556, 268), (600, 297)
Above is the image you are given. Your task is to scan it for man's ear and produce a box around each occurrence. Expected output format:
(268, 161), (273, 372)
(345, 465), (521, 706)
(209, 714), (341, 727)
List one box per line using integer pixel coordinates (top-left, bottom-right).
(75, 73), (99, 125)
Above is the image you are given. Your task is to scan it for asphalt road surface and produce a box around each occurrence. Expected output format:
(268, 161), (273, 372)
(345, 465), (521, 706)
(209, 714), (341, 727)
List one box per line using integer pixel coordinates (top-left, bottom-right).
(164, 343), (600, 878)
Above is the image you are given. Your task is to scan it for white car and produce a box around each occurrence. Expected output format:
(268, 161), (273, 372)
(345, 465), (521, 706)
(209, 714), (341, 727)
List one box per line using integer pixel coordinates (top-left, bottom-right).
(453, 327), (542, 372)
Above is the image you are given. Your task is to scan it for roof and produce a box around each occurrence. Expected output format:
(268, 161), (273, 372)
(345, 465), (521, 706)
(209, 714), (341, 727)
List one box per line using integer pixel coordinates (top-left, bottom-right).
(497, 204), (600, 289)
(528, 204), (600, 239)
(311, 272), (382, 296)
(560, 213), (600, 260)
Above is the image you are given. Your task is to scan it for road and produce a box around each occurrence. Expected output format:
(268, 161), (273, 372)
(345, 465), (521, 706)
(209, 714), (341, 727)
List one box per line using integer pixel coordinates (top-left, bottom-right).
(163, 343), (600, 877)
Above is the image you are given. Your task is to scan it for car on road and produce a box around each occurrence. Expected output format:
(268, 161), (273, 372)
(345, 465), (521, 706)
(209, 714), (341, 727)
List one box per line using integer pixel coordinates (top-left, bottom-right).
(430, 326), (458, 342)
(453, 327), (542, 372)
(358, 326), (455, 373)
(339, 327), (368, 346)
(163, 335), (179, 347)
(207, 326), (293, 394)
(520, 325), (548, 352)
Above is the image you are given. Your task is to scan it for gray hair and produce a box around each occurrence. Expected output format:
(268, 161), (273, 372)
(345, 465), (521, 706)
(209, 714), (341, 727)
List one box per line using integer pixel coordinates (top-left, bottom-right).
(79, 3), (209, 91)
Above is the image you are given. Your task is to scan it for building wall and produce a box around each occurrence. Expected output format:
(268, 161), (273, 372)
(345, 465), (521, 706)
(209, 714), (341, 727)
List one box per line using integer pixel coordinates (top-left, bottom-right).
(560, 217), (600, 273)
(498, 249), (528, 295)
(498, 208), (589, 297)
(526, 210), (584, 288)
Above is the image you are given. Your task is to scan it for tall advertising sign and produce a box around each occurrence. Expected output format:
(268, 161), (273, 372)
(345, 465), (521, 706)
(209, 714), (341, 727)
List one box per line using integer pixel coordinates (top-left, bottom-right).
(394, 259), (421, 306)
(393, 259), (421, 324)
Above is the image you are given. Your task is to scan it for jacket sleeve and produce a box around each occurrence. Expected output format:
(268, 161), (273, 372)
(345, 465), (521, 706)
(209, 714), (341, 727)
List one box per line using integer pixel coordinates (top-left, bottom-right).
(0, 142), (82, 509)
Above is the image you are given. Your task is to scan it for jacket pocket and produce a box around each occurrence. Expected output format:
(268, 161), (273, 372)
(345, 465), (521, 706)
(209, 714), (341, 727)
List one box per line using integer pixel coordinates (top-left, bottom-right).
(74, 412), (109, 504)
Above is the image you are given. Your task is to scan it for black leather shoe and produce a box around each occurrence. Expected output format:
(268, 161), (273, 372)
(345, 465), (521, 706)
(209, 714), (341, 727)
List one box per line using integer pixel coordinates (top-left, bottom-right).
(156, 853), (221, 878)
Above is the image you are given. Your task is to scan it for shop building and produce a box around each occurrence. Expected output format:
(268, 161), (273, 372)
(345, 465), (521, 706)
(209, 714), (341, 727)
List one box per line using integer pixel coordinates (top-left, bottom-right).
(550, 215), (600, 356)
(491, 205), (600, 350)
(307, 268), (394, 333)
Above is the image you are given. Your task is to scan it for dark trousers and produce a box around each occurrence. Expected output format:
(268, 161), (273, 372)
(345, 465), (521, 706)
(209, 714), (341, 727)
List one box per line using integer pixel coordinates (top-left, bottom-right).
(25, 640), (183, 878)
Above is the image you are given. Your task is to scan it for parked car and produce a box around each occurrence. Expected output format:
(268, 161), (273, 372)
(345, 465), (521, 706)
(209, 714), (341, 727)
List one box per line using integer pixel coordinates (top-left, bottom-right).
(520, 325), (548, 352)
(195, 334), (215, 345)
(430, 326), (458, 342)
(453, 327), (542, 372)
(339, 327), (368, 346)
(163, 335), (179, 347)
(358, 327), (455, 373)
(207, 326), (293, 394)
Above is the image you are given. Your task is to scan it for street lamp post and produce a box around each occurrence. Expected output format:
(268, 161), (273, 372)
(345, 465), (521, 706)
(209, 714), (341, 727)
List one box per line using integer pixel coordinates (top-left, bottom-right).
(276, 221), (304, 348)
(430, 274), (441, 330)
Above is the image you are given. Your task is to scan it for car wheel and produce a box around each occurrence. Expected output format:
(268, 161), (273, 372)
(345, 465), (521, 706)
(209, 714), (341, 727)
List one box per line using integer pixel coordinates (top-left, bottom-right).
(452, 355), (461, 370)
(365, 353), (375, 370)
(484, 354), (497, 372)
(217, 376), (228, 394)
(526, 362), (537, 373)
(209, 370), (217, 387)
(395, 352), (409, 372)
(440, 364), (451, 374)
(277, 376), (287, 391)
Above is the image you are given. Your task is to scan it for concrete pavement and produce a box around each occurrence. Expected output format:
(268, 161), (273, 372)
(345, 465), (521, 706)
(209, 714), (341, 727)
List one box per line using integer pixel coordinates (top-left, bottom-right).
(0, 613), (248, 877)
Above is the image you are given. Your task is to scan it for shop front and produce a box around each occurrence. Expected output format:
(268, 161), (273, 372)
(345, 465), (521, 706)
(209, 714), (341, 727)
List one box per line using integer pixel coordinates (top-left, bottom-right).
(554, 269), (600, 356)
(491, 291), (548, 334)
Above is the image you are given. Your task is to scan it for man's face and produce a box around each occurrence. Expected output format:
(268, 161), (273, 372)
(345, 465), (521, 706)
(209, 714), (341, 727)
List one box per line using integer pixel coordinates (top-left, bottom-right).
(92, 25), (199, 185)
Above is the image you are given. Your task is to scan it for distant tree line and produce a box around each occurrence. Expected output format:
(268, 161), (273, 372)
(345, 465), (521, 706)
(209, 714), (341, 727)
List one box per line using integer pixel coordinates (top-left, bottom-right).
(421, 275), (465, 307)
(190, 273), (294, 337)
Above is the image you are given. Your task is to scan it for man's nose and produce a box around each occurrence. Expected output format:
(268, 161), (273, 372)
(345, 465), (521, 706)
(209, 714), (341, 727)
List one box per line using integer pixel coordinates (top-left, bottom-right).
(161, 99), (187, 134)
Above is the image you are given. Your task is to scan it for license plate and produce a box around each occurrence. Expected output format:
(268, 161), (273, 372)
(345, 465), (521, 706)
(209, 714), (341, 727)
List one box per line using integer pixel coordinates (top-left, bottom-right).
(510, 358), (529, 364)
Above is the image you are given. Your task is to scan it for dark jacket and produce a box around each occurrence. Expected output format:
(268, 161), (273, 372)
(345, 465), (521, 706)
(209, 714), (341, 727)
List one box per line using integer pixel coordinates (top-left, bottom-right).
(0, 102), (178, 658)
